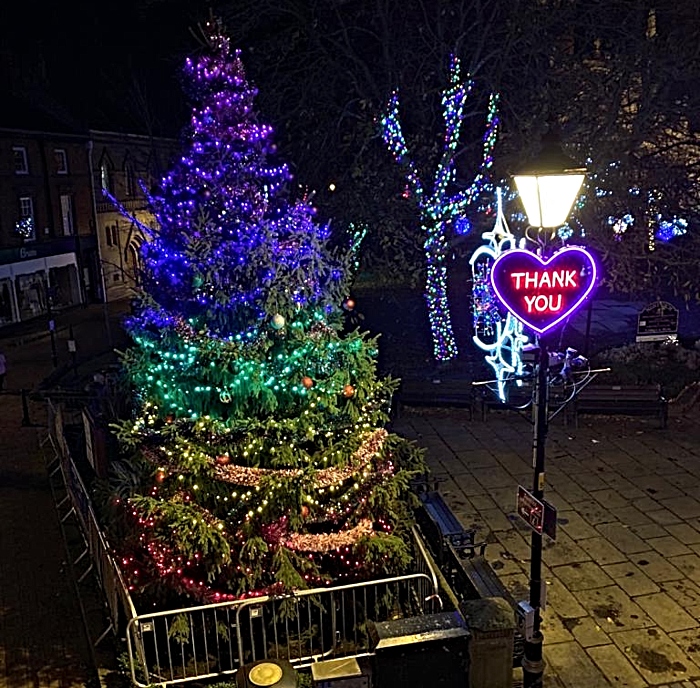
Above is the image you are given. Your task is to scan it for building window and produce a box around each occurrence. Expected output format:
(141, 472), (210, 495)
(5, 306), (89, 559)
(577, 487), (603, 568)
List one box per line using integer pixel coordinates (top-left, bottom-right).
(54, 149), (68, 174)
(18, 196), (36, 241)
(13, 146), (28, 174)
(105, 224), (119, 247)
(100, 162), (112, 193)
(124, 162), (135, 196)
(60, 194), (74, 235)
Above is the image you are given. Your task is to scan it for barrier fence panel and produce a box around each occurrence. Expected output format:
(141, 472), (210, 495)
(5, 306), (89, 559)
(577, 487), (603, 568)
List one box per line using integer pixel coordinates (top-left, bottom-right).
(125, 569), (439, 687)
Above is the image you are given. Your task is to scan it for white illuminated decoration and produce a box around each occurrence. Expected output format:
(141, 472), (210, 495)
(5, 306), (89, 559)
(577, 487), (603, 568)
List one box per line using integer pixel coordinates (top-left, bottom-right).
(470, 189), (528, 402)
(14, 217), (34, 238)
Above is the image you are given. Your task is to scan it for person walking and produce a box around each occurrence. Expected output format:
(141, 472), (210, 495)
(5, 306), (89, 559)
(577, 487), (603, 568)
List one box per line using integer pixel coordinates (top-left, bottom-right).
(0, 349), (6, 391)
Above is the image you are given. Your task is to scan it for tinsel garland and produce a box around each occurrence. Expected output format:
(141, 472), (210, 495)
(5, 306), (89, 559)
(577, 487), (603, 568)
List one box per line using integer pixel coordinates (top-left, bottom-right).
(284, 519), (374, 552)
(210, 428), (388, 487)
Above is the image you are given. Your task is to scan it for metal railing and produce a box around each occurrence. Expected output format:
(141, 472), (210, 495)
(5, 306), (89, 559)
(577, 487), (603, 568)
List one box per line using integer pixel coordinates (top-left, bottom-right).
(126, 550), (440, 687)
(45, 399), (445, 687)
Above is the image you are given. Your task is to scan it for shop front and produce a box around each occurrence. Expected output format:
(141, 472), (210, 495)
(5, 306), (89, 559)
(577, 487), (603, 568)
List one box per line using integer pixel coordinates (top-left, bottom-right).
(0, 239), (85, 326)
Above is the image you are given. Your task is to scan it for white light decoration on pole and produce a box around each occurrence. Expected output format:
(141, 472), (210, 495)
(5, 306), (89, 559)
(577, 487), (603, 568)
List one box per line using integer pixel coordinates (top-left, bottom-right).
(513, 134), (586, 229)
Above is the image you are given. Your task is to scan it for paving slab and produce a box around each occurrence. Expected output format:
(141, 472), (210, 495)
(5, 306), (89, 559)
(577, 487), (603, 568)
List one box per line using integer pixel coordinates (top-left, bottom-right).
(543, 530), (592, 566)
(665, 524), (700, 545)
(635, 523), (675, 539)
(579, 535), (628, 565)
(647, 536), (694, 558)
(635, 593), (699, 633)
(597, 522), (651, 553)
(634, 551), (687, 582)
(602, 561), (661, 597)
(554, 561), (615, 591)
(545, 640), (613, 687)
(648, 509), (687, 526)
(573, 585), (655, 631)
(587, 642), (648, 687)
(609, 627), (700, 685)
(662, 497), (700, 520)
(569, 616), (612, 647)
(660, 580), (700, 609)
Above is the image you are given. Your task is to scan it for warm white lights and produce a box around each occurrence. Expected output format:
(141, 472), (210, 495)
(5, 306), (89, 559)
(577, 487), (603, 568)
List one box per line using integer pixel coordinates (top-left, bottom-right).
(514, 173), (585, 228)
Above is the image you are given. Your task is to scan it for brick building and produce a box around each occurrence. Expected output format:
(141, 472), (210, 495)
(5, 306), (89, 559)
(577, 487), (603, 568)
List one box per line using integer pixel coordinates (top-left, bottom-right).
(0, 125), (177, 326)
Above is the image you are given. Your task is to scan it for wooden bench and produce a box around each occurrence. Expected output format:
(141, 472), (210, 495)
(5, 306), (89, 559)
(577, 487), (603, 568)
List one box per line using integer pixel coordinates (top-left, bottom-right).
(570, 384), (668, 428)
(413, 484), (524, 666)
(394, 380), (476, 420)
(415, 488), (485, 566)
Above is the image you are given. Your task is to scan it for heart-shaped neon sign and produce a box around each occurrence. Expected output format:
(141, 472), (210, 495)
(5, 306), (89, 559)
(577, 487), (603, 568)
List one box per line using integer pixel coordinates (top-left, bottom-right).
(490, 246), (597, 334)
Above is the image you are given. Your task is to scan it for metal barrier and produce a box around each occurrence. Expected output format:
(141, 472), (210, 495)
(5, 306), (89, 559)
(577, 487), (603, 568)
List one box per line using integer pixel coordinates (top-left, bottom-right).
(126, 560), (439, 687)
(45, 399), (445, 687)
(44, 400), (140, 650)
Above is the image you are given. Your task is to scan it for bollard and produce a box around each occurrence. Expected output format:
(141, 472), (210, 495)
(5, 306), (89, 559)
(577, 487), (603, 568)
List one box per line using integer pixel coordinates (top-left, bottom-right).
(21, 388), (31, 427)
(460, 597), (516, 688)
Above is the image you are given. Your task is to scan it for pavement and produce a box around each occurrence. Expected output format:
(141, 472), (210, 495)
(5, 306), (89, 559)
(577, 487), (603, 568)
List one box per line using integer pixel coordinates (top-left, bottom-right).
(0, 301), (129, 688)
(2, 296), (700, 687)
(392, 404), (700, 688)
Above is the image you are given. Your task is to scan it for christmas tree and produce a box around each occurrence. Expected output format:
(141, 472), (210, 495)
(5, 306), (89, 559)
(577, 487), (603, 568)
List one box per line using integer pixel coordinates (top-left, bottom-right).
(103, 20), (425, 606)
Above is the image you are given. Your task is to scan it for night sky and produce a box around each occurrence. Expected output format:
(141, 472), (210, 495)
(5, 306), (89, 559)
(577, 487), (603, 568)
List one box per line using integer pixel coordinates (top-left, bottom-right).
(1, 0), (206, 134)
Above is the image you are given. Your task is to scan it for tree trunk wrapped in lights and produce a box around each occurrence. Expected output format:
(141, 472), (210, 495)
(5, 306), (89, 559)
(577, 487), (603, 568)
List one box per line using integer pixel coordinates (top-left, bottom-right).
(381, 56), (499, 362)
(101, 19), (425, 606)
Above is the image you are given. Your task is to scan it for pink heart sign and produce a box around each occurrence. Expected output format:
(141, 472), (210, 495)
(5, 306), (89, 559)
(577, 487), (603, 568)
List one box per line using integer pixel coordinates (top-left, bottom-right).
(490, 246), (598, 334)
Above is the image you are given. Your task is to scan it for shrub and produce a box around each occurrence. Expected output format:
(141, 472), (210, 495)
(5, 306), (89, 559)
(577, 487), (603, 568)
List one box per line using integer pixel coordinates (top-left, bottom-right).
(592, 340), (700, 398)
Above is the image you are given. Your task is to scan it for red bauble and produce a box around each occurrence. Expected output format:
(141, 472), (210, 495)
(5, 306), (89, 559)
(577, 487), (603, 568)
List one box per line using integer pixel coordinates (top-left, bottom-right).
(343, 298), (355, 311)
(302, 376), (314, 389)
(155, 469), (167, 484)
(343, 384), (355, 398)
(165, 414), (175, 424)
(216, 453), (231, 466)
(301, 505), (310, 518)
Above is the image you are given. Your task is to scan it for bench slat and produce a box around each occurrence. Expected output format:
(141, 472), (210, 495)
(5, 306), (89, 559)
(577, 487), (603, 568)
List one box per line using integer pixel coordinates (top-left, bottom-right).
(571, 385), (667, 428)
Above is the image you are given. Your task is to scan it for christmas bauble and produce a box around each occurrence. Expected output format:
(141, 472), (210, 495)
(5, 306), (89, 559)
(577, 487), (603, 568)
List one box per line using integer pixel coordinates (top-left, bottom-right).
(343, 384), (355, 398)
(216, 453), (230, 466)
(155, 469), (167, 484)
(343, 298), (355, 311)
(301, 505), (310, 518)
(271, 314), (286, 330)
(165, 414), (175, 424)
(302, 376), (314, 389)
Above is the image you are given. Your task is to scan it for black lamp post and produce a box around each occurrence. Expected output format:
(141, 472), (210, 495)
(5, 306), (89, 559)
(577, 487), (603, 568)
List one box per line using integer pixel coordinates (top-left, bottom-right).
(513, 136), (585, 688)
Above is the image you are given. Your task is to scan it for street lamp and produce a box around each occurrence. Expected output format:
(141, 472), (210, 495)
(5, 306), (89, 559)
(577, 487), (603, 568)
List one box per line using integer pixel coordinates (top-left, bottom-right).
(513, 135), (585, 688)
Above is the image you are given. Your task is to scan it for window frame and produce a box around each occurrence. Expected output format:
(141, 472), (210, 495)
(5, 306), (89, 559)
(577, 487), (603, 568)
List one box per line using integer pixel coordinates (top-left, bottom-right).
(18, 196), (36, 241)
(54, 148), (68, 174)
(12, 146), (28, 174)
(59, 194), (74, 235)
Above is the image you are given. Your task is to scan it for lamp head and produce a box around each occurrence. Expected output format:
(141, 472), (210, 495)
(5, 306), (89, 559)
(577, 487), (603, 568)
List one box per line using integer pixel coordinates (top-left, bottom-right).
(513, 132), (586, 229)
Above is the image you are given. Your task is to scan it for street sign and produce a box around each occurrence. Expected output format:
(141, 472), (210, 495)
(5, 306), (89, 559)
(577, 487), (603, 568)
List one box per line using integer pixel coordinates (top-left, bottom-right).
(517, 485), (557, 540)
(636, 300), (678, 343)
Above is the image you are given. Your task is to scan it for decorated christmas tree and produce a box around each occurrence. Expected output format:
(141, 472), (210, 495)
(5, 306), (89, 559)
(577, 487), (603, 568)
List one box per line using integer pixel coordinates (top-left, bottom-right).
(102, 21), (425, 606)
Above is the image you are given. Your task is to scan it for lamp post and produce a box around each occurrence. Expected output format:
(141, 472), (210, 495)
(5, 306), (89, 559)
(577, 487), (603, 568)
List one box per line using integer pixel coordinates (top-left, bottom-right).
(513, 135), (585, 688)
